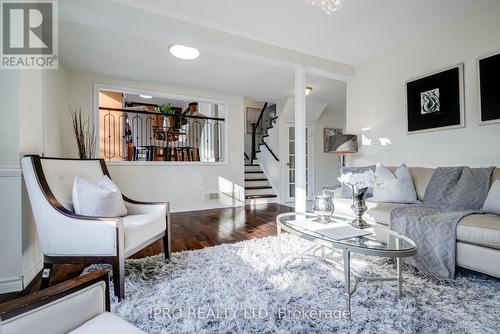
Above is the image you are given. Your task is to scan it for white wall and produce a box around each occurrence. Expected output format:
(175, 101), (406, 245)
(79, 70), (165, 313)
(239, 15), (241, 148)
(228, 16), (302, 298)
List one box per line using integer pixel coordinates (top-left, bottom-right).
(314, 108), (345, 192)
(0, 67), (67, 292)
(65, 70), (245, 212)
(347, 3), (500, 167)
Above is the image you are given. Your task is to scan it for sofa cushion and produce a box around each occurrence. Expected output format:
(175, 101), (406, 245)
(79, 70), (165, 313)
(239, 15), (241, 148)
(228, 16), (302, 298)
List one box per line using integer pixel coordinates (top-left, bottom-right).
(332, 196), (410, 225)
(366, 201), (414, 226)
(69, 312), (145, 334)
(123, 213), (166, 256)
(457, 214), (500, 250)
(408, 167), (435, 201)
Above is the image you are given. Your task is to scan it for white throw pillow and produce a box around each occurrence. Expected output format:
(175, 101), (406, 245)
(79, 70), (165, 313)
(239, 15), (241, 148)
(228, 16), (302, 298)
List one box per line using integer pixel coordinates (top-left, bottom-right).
(72, 175), (128, 217)
(483, 179), (500, 215)
(371, 164), (418, 204)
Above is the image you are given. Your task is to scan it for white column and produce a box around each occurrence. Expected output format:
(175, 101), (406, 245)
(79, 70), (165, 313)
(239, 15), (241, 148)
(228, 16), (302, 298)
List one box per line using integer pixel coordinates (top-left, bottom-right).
(294, 67), (307, 212)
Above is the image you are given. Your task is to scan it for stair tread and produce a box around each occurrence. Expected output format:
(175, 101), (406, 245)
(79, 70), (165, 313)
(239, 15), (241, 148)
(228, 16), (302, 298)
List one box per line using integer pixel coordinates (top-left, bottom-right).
(245, 171), (264, 173)
(245, 178), (268, 181)
(245, 186), (273, 190)
(245, 194), (277, 199)
(244, 164), (259, 166)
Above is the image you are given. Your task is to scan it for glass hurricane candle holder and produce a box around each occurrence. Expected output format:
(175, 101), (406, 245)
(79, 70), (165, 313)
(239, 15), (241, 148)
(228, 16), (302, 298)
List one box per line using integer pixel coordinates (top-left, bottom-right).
(313, 194), (334, 224)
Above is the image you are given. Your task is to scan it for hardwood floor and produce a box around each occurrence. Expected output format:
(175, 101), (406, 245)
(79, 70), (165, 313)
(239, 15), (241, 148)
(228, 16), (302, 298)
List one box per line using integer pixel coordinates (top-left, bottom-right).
(0, 203), (293, 303)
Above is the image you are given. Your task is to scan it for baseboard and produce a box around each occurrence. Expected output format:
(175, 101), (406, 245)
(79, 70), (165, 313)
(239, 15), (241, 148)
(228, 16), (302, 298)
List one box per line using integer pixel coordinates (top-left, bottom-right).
(171, 201), (245, 213)
(0, 276), (23, 294)
(23, 257), (43, 288)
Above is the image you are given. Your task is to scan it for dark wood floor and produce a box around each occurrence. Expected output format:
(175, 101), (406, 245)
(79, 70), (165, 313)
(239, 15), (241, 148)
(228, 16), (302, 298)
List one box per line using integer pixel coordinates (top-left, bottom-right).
(0, 203), (293, 303)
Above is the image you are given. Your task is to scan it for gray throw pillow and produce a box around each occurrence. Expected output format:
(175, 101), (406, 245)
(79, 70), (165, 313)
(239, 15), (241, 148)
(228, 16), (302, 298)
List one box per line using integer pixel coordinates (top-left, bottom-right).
(483, 179), (500, 215)
(424, 167), (494, 211)
(449, 167), (494, 211)
(339, 165), (376, 198)
(371, 164), (418, 203)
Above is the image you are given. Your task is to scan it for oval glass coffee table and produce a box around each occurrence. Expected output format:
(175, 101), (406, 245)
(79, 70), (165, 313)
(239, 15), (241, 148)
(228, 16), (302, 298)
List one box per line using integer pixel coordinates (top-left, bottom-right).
(276, 212), (417, 317)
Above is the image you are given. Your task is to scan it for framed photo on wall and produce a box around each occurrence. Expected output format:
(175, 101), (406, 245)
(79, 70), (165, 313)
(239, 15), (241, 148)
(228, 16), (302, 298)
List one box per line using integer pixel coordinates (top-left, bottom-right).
(478, 51), (500, 125)
(246, 107), (262, 134)
(405, 64), (464, 134)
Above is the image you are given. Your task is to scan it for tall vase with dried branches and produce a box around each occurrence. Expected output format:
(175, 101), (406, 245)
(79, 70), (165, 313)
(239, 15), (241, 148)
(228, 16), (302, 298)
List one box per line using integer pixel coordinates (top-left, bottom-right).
(69, 106), (96, 159)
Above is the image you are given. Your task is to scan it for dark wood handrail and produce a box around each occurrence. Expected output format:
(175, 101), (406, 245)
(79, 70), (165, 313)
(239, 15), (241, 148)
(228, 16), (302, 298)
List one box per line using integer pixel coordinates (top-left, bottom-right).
(251, 103), (268, 163)
(252, 102), (268, 138)
(98, 107), (225, 122)
(261, 141), (279, 162)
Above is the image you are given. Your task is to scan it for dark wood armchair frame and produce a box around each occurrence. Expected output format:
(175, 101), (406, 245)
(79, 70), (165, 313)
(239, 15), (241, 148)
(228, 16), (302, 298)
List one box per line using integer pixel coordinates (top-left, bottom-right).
(28, 155), (171, 300)
(0, 270), (110, 323)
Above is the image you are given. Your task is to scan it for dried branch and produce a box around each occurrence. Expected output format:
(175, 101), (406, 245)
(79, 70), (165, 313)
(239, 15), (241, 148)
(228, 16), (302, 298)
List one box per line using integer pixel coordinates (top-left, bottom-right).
(69, 105), (96, 159)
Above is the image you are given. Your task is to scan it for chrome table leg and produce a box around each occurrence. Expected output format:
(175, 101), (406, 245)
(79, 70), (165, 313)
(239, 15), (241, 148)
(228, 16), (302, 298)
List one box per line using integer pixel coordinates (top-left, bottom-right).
(343, 250), (351, 319)
(397, 257), (402, 297)
(277, 224), (282, 271)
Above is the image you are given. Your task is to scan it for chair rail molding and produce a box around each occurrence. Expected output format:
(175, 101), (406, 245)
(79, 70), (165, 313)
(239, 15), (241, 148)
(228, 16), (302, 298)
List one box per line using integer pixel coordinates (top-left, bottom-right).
(0, 166), (22, 177)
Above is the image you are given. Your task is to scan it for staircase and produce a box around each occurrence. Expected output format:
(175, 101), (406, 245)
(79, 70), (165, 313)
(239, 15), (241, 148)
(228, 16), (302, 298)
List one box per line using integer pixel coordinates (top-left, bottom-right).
(244, 103), (279, 203)
(244, 164), (277, 203)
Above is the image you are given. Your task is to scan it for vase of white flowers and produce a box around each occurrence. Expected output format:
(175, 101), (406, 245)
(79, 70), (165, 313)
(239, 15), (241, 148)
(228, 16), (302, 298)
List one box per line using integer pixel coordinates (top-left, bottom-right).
(338, 170), (380, 228)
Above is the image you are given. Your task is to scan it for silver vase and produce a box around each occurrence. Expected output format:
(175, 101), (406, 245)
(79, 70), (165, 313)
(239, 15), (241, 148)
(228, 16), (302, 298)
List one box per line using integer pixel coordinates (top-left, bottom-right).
(351, 187), (369, 228)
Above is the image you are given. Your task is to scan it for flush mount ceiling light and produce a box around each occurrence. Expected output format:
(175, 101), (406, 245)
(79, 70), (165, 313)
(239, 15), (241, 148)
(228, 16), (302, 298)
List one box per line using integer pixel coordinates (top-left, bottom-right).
(169, 44), (200, 60)
(139, 94), (152, 99)
(305, 87), (313, 96)
(306, 0), (347, 15)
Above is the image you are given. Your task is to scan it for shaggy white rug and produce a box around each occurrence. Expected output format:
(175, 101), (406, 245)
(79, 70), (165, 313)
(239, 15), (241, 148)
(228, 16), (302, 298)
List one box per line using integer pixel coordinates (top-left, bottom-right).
(85, 235), (500, 333)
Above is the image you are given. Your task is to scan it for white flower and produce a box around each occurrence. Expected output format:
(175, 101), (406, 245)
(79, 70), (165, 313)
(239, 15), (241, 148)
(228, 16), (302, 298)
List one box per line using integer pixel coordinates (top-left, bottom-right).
(337, 170), (382, 192)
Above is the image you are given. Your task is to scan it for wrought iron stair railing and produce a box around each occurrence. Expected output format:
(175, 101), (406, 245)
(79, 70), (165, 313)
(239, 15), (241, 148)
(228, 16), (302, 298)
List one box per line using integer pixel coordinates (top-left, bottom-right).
(99, 107), (225, 162)
(250, 103), (278, 164)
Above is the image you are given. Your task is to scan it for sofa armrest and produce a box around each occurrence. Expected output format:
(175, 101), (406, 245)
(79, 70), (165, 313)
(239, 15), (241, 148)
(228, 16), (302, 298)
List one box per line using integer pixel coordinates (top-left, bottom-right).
(0, 270), (109, 333)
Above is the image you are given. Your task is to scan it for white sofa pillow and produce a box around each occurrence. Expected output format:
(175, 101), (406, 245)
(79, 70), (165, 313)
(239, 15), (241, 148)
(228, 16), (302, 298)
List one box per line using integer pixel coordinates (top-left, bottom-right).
(371, 164), (418, 204)
(72, 176), (127, 217)
(483, 179), (500, 215)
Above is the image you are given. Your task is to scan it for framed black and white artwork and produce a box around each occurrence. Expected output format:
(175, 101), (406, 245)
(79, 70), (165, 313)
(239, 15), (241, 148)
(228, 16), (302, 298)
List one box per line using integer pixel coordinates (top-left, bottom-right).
(405, 64), (464, 134)
(478, 51), (500, 125)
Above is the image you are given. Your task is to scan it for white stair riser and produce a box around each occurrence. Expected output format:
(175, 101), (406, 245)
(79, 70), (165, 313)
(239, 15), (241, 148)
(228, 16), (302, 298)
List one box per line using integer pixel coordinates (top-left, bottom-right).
(244, 173), (266, 180)
(245, 180), (270, 187)
(245, 197), (278, 205)
(244, 165), (261, 172)
(245, 188), (275, 196)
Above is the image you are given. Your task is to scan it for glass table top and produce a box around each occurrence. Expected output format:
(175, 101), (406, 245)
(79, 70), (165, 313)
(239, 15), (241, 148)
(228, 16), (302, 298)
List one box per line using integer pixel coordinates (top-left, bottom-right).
(276, 212), (417, 257)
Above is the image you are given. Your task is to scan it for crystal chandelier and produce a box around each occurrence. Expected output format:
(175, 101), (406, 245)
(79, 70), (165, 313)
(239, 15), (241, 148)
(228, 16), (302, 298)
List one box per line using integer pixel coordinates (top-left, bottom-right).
(306, 0), (347, 15)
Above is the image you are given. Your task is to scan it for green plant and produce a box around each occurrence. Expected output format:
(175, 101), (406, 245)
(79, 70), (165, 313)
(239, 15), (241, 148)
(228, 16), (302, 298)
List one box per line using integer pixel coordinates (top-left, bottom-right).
(158, 103), (173, 115)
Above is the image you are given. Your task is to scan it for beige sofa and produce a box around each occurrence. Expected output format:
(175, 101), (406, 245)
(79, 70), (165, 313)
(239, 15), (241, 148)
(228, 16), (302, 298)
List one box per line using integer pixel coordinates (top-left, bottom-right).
(332, 167), (500, 278)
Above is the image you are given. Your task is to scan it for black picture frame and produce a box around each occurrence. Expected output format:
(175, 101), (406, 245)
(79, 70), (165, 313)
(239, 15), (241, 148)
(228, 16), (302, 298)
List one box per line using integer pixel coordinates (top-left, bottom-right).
(406, 64), (464, 134)
(479, 52), (500, 125)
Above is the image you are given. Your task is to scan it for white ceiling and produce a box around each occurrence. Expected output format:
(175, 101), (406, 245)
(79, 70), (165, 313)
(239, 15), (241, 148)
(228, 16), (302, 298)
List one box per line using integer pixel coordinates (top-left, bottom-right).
(59, 19), (346, 111)
(58, 0), (494, 113)
(108, 0), (495, 65)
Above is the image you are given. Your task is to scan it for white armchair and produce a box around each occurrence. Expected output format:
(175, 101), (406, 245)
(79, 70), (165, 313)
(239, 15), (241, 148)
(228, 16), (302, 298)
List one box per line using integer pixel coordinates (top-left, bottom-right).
(0, 270), (145, 334)
(21, 155), (171, 300)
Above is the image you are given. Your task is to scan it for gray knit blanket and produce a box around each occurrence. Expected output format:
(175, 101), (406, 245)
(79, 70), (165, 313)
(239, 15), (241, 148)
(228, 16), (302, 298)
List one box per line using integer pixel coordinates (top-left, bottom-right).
(390, 167), (493, 279)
